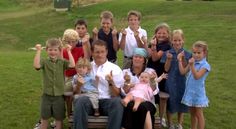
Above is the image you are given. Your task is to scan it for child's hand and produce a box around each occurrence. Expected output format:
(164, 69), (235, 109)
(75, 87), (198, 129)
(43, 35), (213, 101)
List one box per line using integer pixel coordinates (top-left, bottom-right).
(166, 51), (173, 60)
(65, 44), (72, 51)
(160, 73), (168, 79)
(121, 28), (127, 36)
(177, 51), (185, 61)
(189, 57), (195, 66)
(92, 27), (98, 35)
(112, 27), (118, 36)
(150, 37), (157, 46)
(35, 44), (42, 51)
(77, 75), (85, 86)
(134, 30), (139, 37)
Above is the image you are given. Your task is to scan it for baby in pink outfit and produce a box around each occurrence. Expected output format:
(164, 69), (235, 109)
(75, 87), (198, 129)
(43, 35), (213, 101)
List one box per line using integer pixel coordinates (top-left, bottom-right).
(122, 71), (167, 111)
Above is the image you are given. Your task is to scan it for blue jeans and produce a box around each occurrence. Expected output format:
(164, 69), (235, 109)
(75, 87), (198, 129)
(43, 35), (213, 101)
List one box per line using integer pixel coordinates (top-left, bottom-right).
(73, 96), (124, 129)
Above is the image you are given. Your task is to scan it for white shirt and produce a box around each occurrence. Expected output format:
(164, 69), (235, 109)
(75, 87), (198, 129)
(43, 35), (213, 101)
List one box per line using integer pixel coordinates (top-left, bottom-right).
(91, 60), (124, 99)
(119, 26), (147, 57)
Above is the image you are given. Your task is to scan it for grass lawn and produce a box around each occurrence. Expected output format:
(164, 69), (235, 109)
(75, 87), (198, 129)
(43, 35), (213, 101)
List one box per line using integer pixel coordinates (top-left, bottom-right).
(0, 0), (235, 129)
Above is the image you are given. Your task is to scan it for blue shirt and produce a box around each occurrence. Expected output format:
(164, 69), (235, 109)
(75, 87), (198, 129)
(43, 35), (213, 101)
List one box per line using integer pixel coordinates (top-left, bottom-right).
(182, 58), (211, 107)
(72, 74), (97, 92)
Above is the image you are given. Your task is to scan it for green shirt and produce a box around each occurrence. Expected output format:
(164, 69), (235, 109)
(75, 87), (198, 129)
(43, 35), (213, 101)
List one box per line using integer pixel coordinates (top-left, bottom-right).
(40, 58), (69, 96)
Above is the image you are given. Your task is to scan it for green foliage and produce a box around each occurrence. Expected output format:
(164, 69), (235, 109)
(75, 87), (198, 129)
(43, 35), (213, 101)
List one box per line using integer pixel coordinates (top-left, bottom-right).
(0, 0), (236, 129)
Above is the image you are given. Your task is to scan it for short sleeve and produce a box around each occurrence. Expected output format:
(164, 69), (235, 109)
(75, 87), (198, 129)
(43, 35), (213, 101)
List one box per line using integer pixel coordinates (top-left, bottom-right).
(202, 63), (211, 72)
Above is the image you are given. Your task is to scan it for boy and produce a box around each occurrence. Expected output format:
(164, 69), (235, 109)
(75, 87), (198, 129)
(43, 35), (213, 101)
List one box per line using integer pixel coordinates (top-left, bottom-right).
(72, 58), (100, 116)
(33, 38), (75, 129)
(74, 19), (91, 59)
(92, 11), (119, 63)
(119, 10), (148, 69)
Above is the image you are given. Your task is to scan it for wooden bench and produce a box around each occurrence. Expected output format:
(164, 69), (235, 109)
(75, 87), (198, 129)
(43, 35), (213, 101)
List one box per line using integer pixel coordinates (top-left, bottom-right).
(69, 116), (162, 129)
(69, 92), (169, 129)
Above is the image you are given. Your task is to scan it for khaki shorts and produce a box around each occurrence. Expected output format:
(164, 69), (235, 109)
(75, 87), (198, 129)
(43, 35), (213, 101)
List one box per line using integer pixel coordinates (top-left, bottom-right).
(64, 77), (73, 96)
(40, 94), (65, 120)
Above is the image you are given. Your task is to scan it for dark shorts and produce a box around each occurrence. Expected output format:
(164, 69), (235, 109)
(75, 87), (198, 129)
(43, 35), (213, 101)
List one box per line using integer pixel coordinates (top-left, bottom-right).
(40, 94), (65, 120)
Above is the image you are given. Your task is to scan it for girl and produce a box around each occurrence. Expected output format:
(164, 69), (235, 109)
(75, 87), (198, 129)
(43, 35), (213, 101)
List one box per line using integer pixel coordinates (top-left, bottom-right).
(178, 41), (210, 129)
(147, 22), (172, 128)
(161, 29), (192, 129)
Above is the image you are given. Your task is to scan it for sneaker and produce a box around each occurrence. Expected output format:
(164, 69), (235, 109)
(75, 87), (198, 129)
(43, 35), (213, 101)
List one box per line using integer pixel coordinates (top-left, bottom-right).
(176, 124), (183, 129)
(161, 118), (167, 127)
(33, 120), (41, 129)
(68, 114), (73, 123)
(50, 121), (56, 129)
(168, 124), (175, 129)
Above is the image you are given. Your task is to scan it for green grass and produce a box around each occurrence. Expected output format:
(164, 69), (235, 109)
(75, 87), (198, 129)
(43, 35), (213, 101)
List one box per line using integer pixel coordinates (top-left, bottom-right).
(0, 0), (235, 129)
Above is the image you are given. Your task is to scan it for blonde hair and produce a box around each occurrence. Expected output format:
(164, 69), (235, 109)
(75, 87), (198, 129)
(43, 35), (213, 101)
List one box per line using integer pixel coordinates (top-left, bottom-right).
(100, 10), (113, 22)
(62, 29), (79, 43)
(76, 58), (91, 71)
(127, 10), (141, 21)
(45, 38), (62, 50)
(171, 29), (184, 40)
(192, 41), (208, 56)
(154, 23), (171, 41)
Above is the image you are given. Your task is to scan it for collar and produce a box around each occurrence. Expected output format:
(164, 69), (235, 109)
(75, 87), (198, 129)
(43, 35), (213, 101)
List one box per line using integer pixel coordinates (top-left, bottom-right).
(195, 58), (207, 64)
(127, 26), (141, 34)
(169, 48), (184, 54)
(48, 57), (58, 62)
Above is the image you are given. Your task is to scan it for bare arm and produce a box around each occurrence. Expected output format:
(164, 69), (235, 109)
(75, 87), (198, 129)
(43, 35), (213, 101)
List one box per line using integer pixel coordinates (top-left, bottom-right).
(112, 28), (119, 51)
(82, 35), (91, 59)
(105, 71), (121, 97)
(119, 29), (127, 50)
(164, 51), (172, 72)
(177, 51), (189, 75)
(92, 27), (98, 41)
(65, 44), (75, 68)
(189, 58), (207, 80)
(33, 44), (42, 69)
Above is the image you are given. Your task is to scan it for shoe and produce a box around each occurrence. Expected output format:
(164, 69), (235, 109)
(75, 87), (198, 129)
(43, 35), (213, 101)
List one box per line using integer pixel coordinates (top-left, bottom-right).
(176, 124), (183, 129)
(33, 120), (41, 129)
(50, 121), (56, 129)
(160, 118), (167, 127)
(168, 124), (175, 129)
(68, 114), (73, 123)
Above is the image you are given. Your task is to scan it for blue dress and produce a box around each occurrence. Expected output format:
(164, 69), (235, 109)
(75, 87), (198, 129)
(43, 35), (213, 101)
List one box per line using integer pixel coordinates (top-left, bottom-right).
(181, 58), (211, 107)
(161, 48), (192, 113)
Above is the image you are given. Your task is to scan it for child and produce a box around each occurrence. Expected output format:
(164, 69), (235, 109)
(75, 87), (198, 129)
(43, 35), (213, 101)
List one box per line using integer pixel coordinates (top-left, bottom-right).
(121, 71), (167, 111)
(178, 41), (210, 129)
(33, 38), (75, 129)
(92, 11), (119, 63)
(72, 58), (100, 116)
(161, 29), (192, 129)
(147, 22), (171, 92)
(74, 19), (91, 59)
(62, 29), (84, 122)
(119, 10), (148, 69)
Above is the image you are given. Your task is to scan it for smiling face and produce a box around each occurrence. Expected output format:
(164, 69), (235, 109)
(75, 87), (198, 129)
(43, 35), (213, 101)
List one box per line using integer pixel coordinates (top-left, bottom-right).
(139, 72), (150, 84)
(192, 47), (206, 61)
(172, 33), (184, 51)
(92, 45), (108, 66)
(128, 15), (140, 30)
(101, 18), (112, 34)
(155, 27), (169, 42)
(46, 46), (60, 60)
(132, 55), (146, 68)
(76, 66), (89, 76)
